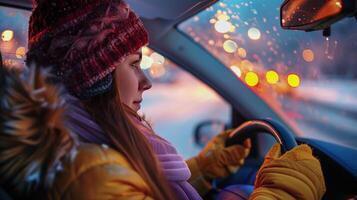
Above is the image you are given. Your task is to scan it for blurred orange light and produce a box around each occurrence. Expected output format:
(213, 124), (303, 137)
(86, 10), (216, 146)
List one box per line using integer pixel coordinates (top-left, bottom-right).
(230, 65), (242, 77)
(16, 47), (26, 59)
(287, 74), (301, 88)
(217, 13), (230, 21)
(150, 52), (165, 64)
(302, 49), (314, 62)
(240, 60), (253, 70)
(141, 46), (150, 55)
(150, 65), (166, 78)
(266, 70), (279, 84)
(2, 30), (14, 42)
(208, 40), (215, 45)
(245, 71), (259, 87)
(238, 48), (247, 58)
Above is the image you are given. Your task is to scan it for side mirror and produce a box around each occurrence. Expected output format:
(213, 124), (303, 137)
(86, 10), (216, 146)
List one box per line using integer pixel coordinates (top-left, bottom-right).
(280, 0), (357, 35)
(193, 120), (227, 148)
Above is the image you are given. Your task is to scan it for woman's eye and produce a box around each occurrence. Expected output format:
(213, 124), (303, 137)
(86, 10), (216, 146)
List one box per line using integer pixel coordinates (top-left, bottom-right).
(131, 63), (140, 69)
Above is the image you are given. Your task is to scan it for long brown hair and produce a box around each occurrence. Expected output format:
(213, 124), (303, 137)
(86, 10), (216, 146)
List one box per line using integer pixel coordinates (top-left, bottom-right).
(81, 79), (177, 200)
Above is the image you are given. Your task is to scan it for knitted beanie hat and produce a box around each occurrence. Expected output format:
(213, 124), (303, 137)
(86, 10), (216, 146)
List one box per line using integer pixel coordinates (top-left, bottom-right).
(26, 0), (149, 99)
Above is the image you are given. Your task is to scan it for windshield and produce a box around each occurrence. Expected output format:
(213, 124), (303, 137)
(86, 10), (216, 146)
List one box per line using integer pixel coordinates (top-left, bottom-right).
(179, 0), (357, 148)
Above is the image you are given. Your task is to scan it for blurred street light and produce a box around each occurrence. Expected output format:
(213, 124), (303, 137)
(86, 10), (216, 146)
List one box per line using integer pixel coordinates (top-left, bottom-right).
(266, 70), (279, 84)
(230, 65), (242, 78)
(287, 74), (301, 88)
(248, 27), (261, 40)
(245, 71), (259, 86)
(2, 29), (14, 42)
(140, 55), (154, 69)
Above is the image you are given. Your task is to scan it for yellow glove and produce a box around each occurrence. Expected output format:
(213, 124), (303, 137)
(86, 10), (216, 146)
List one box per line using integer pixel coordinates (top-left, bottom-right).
(250, 143), (326, 200)
(187, 129), (251, 196)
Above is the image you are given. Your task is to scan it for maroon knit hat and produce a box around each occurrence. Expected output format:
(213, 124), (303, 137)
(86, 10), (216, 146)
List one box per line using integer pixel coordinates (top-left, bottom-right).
(26, 0), (148, 98)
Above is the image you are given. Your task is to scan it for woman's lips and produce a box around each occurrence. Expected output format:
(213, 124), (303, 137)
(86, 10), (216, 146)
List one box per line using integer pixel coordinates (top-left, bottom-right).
(133, 100), (142, 110)
(133, 100), (142, 104)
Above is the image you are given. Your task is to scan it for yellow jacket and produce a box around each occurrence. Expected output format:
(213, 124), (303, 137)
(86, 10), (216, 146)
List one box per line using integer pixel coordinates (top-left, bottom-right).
(48, 143), (325, 200)
(49, 143), (154, 200)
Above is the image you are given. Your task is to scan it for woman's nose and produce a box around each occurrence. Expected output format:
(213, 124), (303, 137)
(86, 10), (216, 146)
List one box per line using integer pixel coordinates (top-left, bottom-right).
(140, 72), (152, 91)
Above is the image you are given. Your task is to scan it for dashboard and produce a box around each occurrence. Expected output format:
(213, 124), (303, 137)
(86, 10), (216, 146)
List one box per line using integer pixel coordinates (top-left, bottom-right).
(297, 138), (357, 199)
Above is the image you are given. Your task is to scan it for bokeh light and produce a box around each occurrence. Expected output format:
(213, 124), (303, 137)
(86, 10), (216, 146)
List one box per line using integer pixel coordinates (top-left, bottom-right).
(140, 55), (154, 69)
(15, 47), (26, 59)
(209, 18), (217, 24)
(245, 71), (259, 87)
(240, 59), (254, 70)
(238, 48), (247, 58)
(229, 24), (236, 32)
(302, 49), (315, 62)
(287, 74), (301, 88)
(150, 52), (165, 64)
(230, 65), (242, 77)
(1, 29), (14, 42)
(223, 40), (238, 53)
(150, 64), (166, 78)
(266, 70), (279, 84)
(248, 27), (261, 40)
(217, 13), (230, 21)
(214, 20), (232, 33)
(223, 34), (230, 39)
(141, 46), (150, 55)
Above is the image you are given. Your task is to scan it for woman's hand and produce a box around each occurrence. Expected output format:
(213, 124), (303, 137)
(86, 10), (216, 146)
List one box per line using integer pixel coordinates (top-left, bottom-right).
(250, 143), (326, 200)
(195, 129), (251, 178)
(186, 129), (251, 195)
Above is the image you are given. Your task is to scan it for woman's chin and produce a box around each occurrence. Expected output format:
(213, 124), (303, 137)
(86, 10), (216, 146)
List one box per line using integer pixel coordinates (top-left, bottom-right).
(133, 103), (141, 111)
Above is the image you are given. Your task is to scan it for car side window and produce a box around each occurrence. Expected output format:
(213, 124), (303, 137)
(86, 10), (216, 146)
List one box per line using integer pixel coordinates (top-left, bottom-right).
(0, 6), (30, 70)
(140, 48), (231, 158)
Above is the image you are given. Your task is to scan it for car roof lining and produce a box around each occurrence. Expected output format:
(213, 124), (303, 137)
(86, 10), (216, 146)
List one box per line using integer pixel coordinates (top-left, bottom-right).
(0, 0), (217, 20)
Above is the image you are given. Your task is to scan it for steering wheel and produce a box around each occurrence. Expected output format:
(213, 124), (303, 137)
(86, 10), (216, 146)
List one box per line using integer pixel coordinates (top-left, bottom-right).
(215, 119), (298, 200)
(226, 118), (297, 153)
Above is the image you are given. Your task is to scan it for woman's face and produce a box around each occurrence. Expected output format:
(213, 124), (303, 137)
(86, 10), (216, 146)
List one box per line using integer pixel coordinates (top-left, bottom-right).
(114, 49), (152, 112)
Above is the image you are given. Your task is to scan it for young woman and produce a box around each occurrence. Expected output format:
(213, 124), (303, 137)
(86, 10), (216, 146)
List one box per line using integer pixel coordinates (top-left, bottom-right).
(0, 0), (325, 199)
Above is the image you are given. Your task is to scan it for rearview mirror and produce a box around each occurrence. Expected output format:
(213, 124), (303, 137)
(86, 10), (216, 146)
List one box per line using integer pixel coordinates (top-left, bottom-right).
(280, 0), (357, 33)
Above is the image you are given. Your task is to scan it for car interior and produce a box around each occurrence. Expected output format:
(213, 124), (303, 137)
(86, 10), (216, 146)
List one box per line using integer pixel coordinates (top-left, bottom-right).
(0, 0), (357, 199)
